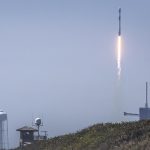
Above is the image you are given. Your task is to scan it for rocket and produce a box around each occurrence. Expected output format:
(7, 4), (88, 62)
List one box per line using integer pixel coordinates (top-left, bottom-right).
(118, 8), (121, 36)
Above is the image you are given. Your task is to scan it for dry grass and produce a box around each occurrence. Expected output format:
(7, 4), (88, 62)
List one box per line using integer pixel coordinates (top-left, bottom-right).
(12, 120), (150, 150)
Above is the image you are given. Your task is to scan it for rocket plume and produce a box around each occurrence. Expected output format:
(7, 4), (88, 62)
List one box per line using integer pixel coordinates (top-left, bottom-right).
(117, 35), (122, 79)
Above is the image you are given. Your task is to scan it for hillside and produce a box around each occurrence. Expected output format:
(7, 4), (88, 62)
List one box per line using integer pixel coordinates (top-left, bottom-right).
(13, 120), (150, 150)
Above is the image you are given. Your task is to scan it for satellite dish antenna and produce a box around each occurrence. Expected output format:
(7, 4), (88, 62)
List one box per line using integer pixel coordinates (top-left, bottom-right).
(35, 118), (41, 126)
(34, 118), (43, 140)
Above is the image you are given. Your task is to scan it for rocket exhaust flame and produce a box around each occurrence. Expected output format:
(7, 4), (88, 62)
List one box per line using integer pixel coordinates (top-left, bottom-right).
(117, 36), (122, 79)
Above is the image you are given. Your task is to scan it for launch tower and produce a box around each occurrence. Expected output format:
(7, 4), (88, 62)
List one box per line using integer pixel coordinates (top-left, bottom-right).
(124, 82), (150, 120)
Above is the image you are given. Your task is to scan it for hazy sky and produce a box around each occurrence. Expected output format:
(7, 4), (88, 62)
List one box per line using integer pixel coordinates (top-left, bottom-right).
(0, 0), (150, 148)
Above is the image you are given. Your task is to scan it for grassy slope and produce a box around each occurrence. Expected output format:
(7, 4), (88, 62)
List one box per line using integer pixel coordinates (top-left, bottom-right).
(13, 120), (150, 150)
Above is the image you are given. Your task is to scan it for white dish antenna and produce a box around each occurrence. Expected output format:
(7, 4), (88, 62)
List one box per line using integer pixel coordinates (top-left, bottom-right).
(35, 118), (41, 126)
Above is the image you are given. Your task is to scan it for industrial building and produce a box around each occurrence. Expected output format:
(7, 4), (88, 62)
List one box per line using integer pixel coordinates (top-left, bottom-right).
(124, 82), (150, 120)
(17, 126), (38, 148)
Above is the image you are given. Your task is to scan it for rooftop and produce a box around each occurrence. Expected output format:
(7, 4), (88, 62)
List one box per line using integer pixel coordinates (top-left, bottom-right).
(16, 126), (38, 132)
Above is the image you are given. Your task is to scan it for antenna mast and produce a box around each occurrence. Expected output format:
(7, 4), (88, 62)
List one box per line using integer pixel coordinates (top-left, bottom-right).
(145, 82), (148, 108)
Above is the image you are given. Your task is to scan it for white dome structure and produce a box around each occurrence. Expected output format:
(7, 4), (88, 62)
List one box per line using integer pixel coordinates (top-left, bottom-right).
(0, 110), (7, 121)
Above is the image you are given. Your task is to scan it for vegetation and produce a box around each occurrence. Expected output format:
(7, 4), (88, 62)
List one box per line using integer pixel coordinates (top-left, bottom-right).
(13, 120), (150, 150)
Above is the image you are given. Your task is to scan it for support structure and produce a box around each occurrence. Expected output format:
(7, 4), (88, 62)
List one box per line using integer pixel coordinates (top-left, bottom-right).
(124, 112), (139, 116)
(124, 82), (150, 120)
(145, 82), (148, 108)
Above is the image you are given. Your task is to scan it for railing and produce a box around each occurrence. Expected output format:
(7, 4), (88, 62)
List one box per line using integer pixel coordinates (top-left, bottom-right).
(34, 136), (47, 140)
